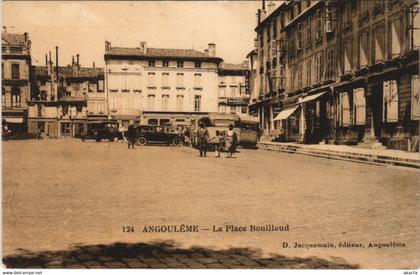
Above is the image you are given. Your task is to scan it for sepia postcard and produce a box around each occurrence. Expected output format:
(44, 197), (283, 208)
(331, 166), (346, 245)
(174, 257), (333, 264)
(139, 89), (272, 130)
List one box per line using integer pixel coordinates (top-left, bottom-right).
(1, 0), (420, 273)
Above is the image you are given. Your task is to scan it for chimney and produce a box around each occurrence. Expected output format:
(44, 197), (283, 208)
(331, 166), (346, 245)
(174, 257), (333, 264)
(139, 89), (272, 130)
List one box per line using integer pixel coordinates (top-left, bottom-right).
(45, 54), (48, 67)
(48, 51), (52, 75)
(204, 49), (209, 56)
(24, 32), (28, 42)
(55, 46), (59, 82)
(105, 41), (111, 52)
(93, 61), (95, 68)
(254, 38), (258, 49)
(257, 9), (261, 25)
(72, 56), (75, 65)
(208, 43), (216, 57)
(2, 26), (6, 33)
(76, 54), (80, 66)
(262, 0), (265, 11)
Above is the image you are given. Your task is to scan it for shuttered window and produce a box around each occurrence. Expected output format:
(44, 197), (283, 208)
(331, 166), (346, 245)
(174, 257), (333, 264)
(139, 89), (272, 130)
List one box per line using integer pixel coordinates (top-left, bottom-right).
(411, 75), (420, 120)
(383, 80), (399, 122)
(389, 17), (402, 58)
(344, 39), (352, 73)
(353, 88), (366, 125)
(341, 92), (351, 126)
(359, 30), (369, 68)
(374, 23), (385, 63)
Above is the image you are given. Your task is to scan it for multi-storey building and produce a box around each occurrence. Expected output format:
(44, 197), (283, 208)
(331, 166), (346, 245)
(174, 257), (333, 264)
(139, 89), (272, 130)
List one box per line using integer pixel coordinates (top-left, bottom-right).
(1, 30), (31, 132)
(217, 62), (250, 115)
(28, 53), (104, 138)
(250, 0), (419, 151)
(334, 0), (419, 151)
(104, 41), (223, 128)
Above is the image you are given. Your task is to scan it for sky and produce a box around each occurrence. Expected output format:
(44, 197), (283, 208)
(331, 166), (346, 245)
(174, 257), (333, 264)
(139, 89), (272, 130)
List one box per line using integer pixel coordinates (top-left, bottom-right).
(2, 1), (267, 68)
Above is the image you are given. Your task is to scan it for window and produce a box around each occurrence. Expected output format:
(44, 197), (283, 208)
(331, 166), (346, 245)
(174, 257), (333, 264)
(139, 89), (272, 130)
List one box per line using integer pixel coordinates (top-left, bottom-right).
(97, 80), (104, 92)
(411, 75), (420, 120)
(325, 49), (334, 80)
(148, 72), (156, 87)
(374, 23), (386, 63)
(11, 87), (21, 107)
(344, 38), (352, 73)
(109, 89), (118, 93)
(177, 61), (184, 68)
(176, 73), (184, 88)
(1, 46), (6, 53)
(389, 16), (402, 58)
(219, 86), (226, 97)
(61, 122), (71, 134)
(230, 86), (238, 97)
(359, 30), (369, 68)
(162, 60), (169, 67)
(194, 73), (201, 88)
(194, 95), (201, 112)
(161, 95), (169, 111)
(149, 60), (155, 67)
(383, 80), (399, 122)
(410, 5), (420, 50)
(315, 52), (323, 84)
(194, 61), (202, 68)
(162, 72), (169, 87)
(325, 2), (334, 33)
(340, 92), (351, 126)
(147, 94), (155, 111)
(176, 95), (184, 112)
(316, 9), (323, 41)
(121, 89), (130, 93)
(218, 103), (227, 113)
(2, 88), (5, 107)
(306, 57), (312, 86)
(353, 88), (366, 125)
(297, 62), (303, 89)
(133, 89), (142, 93)
(297, 22), (303, 51)
(306, 17), (312, 49)
(11, 64), (20, 79)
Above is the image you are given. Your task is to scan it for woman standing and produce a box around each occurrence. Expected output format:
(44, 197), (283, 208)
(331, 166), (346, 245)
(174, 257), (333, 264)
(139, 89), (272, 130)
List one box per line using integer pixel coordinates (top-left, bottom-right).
(225, 124), (238, 158)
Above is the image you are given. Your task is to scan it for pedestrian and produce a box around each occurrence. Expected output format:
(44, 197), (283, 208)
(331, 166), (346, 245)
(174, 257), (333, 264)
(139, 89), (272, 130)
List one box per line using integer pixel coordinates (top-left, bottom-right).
(225, 124), (238, 158)
(119, 125), (126, 143)
(127, 124), (136, 149)
(196, 122), (209, 157)
(211, 130), (223, 158)
(36, 127), (43, 140)
(2, 122), (9, 141)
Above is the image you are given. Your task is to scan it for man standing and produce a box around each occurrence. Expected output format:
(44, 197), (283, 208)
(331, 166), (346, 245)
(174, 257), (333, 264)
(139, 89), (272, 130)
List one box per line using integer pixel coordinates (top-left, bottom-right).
(127, 124), (136, 149)
(196, 122), (209, 157)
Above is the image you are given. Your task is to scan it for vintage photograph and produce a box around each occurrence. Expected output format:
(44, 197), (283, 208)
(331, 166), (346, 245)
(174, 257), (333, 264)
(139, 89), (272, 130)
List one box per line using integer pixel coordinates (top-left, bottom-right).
(1, 0), (419, 271)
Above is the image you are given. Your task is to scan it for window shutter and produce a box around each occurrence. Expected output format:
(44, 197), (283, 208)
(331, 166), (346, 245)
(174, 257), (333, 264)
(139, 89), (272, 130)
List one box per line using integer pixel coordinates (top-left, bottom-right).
(386, 80), (399, 122)
(391, 19), (402, 57)
(353, 88), (366, 125)
(342, 92), (351, 126)
(411, 75), (420, 120)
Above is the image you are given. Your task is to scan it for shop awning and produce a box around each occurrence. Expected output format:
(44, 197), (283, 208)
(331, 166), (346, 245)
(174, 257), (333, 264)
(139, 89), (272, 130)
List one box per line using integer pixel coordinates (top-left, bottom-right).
(299, 91), (327, 104)
(273, 106), (299, 121)
(4, 117), (24, 123)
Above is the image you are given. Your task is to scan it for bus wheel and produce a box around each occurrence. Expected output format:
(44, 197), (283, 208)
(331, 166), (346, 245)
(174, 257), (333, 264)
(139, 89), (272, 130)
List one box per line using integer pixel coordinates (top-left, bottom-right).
(172, 137), (182, 147)
(137, 137), (147, 146)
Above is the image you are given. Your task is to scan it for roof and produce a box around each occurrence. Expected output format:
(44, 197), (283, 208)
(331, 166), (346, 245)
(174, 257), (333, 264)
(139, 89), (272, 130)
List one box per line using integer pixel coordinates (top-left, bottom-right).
(33, 66), (104, 78)
(255, 2), (287, 32)
(2, 33), (27, 46)
(105, 46), (223, 62)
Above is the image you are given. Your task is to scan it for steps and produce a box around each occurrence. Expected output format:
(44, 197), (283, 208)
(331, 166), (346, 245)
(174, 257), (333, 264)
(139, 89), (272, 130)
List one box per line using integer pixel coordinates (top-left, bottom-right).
(258, 142), (420, 169)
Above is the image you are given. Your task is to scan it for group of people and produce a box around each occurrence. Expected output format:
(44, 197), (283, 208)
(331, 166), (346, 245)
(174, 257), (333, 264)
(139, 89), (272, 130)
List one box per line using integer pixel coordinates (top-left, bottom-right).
(196, 122), (238, 158)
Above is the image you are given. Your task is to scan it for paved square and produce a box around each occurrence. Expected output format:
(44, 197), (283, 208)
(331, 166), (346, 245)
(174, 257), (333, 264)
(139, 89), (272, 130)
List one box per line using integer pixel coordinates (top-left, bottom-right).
(2, 139), (419, 268)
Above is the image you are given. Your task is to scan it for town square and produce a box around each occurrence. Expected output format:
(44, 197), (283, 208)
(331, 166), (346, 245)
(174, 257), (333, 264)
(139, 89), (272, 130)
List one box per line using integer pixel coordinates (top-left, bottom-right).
(2, 0), (420, 271)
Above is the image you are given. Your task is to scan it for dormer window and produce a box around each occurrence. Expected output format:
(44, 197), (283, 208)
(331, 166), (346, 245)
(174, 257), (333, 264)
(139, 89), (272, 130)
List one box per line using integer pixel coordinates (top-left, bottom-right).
(148, 60), (155, 67)
(194, 61), (202, 68)
(162, 60), (169, 67)
(177, 61), (184, 68)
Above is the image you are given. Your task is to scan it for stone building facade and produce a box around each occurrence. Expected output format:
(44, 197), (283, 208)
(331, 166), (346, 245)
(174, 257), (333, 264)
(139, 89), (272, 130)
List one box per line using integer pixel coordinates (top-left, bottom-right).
(1, 31), (31, 132)
(249, 0), (419, 151)
(104, 41), (223, 128)
(28, 53), (104, 138)
(217, 62), (250, 115)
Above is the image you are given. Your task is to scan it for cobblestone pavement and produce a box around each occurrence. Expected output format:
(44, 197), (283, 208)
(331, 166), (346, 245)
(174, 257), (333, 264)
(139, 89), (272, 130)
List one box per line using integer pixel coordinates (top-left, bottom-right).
(3, 240), (356, 269)
(2, 139), (420, 269)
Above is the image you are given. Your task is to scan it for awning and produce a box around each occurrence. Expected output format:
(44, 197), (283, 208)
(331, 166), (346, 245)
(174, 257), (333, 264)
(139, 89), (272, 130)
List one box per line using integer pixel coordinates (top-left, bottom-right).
(299, 91), (327, 104)
(4, 117), (24, 123)
(273, 106), (299, 121)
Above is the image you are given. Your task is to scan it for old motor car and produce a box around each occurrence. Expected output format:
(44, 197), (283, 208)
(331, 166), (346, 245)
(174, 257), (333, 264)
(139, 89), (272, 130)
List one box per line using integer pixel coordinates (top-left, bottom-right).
(134, 125), (182, 146)
(82, 120), (120, 142)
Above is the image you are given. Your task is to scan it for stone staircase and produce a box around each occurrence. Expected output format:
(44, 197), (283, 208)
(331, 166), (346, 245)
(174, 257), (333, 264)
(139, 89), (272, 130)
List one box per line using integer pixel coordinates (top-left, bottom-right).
(258, 142), (420, 169)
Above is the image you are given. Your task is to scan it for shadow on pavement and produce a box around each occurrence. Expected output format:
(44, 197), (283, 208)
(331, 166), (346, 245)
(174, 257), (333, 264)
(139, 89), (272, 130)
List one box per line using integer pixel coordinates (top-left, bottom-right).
(3, 240), (358, 269)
